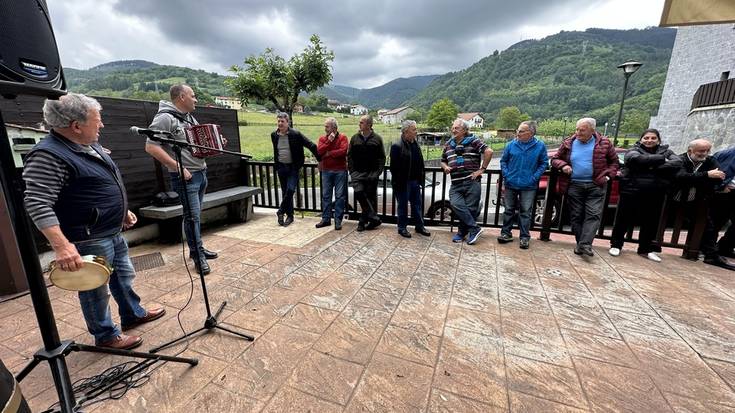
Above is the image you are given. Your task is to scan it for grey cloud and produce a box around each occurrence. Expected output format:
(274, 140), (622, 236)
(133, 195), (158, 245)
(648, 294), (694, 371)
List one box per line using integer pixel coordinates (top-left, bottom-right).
(102, 0), (608, 87)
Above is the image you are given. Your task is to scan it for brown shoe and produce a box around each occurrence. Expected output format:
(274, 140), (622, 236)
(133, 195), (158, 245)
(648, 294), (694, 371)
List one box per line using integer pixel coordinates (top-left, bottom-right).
(121, 307), (167, 331)
(99, 334), (143, 350)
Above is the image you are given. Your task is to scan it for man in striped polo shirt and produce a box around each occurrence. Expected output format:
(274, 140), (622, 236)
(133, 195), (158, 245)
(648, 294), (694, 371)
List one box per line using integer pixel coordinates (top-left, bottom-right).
(23, 94), (165, 350)
(441, 119), (493, 245)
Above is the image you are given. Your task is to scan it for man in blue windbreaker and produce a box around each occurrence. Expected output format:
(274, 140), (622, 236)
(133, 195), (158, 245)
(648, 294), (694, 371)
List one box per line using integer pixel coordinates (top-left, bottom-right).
(498, 121), (549, 249)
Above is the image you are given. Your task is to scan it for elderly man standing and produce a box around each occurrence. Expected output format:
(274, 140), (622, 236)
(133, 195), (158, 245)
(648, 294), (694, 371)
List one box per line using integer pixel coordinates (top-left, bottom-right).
(316, 117), (349, 230)
(271, 112), (320, 227)
(348, 115), (385, 231)
(674, 139), (732, 270)
(498, 121), (548, 249)
(441, 119), (493, 245)
(551, 118), (619, 256)
(389, 120), (431, 238)
(23, 94), (165, 350)
(145, 84), (216, 275)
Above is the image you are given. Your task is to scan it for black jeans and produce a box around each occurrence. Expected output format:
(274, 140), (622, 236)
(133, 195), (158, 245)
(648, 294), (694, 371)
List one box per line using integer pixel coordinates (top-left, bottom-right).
(701, 191), (735, 258)
(566, 181), (606, 248)
(611, 190), (664, 253)
(353, 178), (379, 224)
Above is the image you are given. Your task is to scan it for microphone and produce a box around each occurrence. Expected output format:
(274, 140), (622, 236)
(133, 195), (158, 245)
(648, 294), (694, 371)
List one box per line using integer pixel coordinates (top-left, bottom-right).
(130, 126), (171, 136)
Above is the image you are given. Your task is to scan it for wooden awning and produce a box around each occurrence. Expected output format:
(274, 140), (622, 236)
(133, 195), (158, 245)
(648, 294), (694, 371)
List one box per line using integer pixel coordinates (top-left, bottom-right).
(660, 0), (735, 26)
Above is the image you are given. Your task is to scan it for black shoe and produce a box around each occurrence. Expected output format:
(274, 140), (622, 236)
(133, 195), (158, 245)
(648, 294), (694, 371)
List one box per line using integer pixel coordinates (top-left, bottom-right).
(283, 216), (294, 226)
(356, 223), (365, 232)
(398, 229), (412, 238)
(497, 233), (514, 244)
(574, 246), (583, 255)
(582, 246), (594, 256)
(315, 220), (331, 228)
(519, 238), (530, 249)
(189, 249), (218, 260)
(365, 218), (382, 230)
(703, 255), (735, 271)
(415, 227), (431, 236)
(718, 249), (735, 259)
(195, 258), (211, 275)
(334, 221), (342, 230)
(277, 212), (284, 226)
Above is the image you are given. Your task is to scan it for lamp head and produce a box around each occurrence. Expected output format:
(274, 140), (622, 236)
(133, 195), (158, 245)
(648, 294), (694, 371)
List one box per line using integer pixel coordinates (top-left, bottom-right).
(618, 61), (643, 75)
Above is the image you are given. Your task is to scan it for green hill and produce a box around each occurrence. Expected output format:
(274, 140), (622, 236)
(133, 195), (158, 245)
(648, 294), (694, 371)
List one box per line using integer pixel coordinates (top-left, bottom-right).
(407, 27), (676, 126)
(318, 75), (439, 109)
(65, 60), (229, 104)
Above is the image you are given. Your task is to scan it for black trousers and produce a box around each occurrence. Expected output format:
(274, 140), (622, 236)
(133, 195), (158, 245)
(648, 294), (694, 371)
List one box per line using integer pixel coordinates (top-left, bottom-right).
(701, 191), (735, 258)
(610, 190), (665, 254)
(353, 178), (379, 224)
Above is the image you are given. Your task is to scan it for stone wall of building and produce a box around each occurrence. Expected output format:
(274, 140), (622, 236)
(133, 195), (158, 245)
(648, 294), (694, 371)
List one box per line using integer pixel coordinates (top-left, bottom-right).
(681, 104), (735, 153)
(649, 24), (735, 152)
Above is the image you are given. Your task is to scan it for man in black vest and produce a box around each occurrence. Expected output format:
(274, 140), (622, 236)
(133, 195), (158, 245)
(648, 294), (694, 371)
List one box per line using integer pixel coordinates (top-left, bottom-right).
(23, 94), (165, 350)
(270, 112), (320, 226)
(145, 84), (218, 275)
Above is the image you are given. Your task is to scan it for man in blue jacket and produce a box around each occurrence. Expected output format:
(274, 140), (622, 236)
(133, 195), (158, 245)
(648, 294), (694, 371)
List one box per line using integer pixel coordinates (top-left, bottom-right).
(498, 121), (548, 249)
(701, 145), (735, 267)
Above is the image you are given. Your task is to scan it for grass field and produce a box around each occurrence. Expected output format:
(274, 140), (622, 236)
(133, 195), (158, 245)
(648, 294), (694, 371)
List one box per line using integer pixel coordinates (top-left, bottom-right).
(238, 111), (403, 161)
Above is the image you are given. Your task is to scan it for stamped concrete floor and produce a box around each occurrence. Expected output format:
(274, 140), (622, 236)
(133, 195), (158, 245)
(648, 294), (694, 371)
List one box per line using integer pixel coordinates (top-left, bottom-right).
(2, 211), (735, 412)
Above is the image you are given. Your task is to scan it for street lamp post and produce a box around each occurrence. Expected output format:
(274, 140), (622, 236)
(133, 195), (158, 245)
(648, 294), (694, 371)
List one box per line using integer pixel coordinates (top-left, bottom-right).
(613, 61), (642, 147)
(562, 117), (568, 137)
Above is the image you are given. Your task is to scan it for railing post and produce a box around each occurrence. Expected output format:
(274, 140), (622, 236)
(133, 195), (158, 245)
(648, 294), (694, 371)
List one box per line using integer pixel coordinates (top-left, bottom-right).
(682, 199), (708, 260)
(539, 168), (558, 241)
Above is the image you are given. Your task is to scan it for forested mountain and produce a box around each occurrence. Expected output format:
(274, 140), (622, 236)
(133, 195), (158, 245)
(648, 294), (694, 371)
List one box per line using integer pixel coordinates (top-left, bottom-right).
(65, 60), (229, 104)
(408, 27), (676, 125)
(318, 75), (439, 109)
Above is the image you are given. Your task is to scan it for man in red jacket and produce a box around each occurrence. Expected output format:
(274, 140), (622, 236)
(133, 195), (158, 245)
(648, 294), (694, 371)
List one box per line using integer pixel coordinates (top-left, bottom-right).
(316, 117), (349, 230)
(551, 117), (619, 256)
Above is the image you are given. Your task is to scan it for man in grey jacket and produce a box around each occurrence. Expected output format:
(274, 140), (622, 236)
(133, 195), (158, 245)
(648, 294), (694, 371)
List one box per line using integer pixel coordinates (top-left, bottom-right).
(145, 84), (217, 275)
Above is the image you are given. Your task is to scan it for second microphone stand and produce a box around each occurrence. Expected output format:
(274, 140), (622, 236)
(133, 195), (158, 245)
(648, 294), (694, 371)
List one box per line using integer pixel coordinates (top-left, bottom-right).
(143, 133), (255, 353)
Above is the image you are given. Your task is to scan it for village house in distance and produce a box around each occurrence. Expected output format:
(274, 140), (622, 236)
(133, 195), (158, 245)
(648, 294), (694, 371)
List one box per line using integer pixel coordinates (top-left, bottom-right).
(457, 112), (484, 129)
(381, 106), (414, 124)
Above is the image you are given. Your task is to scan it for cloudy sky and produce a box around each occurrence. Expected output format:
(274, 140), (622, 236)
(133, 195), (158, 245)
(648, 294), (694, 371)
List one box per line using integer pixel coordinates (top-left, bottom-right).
(47, 0), (666, 89)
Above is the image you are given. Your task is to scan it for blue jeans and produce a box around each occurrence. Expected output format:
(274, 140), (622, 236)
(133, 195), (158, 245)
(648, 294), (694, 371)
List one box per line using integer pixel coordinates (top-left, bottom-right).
(321, 170), (347, 222)
(501, 188), (536, 239)
(395, 180), (425, 231)
(449, 178), (481, 235)
(170, 169), (207, 256)
(75, 234), (146, 344)
(277, 164), (299, 217)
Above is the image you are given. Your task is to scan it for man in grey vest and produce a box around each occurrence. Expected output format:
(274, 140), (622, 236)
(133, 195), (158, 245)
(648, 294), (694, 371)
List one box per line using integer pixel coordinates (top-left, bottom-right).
(145, 84), (218, 275)
(23, 94), (165, 350)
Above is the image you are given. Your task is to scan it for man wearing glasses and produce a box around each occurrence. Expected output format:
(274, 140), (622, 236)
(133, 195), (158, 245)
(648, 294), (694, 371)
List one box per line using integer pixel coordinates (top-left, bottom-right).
(441, 119), (493, 244)
(498, 121), (548, 249)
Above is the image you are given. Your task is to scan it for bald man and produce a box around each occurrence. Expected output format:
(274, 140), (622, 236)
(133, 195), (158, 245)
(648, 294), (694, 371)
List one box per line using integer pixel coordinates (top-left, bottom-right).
(676, 139), (733, 270)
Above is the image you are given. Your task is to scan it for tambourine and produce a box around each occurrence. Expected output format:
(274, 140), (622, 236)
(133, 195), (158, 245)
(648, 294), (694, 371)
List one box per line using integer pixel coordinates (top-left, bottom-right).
(49, 255), (111, 292)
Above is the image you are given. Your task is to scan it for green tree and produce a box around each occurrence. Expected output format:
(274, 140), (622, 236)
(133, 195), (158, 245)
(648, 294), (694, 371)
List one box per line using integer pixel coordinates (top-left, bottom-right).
(405, 109), (423, 122)
(227, 35), (334, 124)
(426, 98), (459, 130)
(496, 106), (530, 129)
(619, 109), (650, 135)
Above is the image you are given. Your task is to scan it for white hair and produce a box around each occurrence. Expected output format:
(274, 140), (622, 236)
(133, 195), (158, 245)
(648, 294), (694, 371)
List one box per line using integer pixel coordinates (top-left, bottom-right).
(401, 119), (417, 134)
(576, 117), (596, 129)
(519, 120), (537, 135)
(324, 117), (338, 128)
(43, 93), (102, 129)
(454, 118), (470, 132)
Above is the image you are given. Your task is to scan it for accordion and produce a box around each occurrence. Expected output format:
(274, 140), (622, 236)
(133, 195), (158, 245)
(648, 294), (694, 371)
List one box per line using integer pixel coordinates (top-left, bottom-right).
(184, 124), (224, 158)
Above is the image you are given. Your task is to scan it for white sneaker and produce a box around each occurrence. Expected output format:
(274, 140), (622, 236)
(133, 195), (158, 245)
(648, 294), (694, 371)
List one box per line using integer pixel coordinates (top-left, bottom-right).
(647, 252), (662, 262)
(608, 248), (621, 256)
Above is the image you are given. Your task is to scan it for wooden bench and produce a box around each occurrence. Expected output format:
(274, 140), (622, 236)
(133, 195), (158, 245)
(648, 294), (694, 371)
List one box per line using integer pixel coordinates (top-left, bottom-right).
(138, 186), (262, 242)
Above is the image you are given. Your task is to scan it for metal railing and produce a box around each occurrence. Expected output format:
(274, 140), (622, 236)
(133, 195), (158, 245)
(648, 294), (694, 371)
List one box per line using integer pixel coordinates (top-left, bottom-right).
(244, 161), (707, 258)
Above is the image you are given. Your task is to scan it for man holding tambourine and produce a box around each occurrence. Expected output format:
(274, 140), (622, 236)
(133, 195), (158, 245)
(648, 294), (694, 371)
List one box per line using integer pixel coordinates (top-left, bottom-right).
(22, 94), (166, 350)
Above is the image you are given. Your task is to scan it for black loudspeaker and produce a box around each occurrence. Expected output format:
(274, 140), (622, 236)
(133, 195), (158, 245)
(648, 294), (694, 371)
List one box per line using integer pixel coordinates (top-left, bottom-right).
(0, 0), (66, 98)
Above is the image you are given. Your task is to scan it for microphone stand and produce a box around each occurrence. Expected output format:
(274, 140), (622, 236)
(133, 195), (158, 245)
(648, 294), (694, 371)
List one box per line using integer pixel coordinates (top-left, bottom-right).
(0, 110), (198, 413)
(138, 132), (255, 353)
